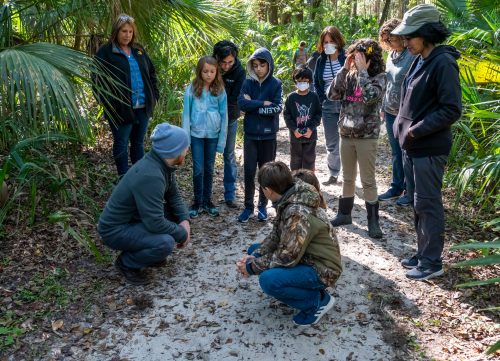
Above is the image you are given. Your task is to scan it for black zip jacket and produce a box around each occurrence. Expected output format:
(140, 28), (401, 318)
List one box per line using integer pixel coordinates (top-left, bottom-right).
(222, 58), (246, 121)
(395, 45), (462, 157)
(94, 42), (159, 125)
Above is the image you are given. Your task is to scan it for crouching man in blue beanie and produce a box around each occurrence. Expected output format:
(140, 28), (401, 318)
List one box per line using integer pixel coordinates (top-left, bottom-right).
(98, 123), (191, 285)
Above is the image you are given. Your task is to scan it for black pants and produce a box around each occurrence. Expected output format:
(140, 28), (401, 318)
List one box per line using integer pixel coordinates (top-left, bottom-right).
(243, 138), (277, 209)
(290, 140), (316, 171)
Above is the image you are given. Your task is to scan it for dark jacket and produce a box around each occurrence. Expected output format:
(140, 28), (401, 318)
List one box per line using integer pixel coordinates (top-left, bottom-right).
(97, 150), (189, 243)
(284, 91), (322, 142)
(222, 58), (246, 121)
(94, 42), (159, 125)
(313, 49), (346, 103)
(237, 48), (283, 140)
(395, 45), (462, 157)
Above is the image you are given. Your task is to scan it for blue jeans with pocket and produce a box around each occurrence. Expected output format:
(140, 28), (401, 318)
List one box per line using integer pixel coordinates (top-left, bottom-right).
(191, 136), (218, 206)
(108, 108), (149, 176)
(223, 119), (238, 202)
(385, 112), (405, 193)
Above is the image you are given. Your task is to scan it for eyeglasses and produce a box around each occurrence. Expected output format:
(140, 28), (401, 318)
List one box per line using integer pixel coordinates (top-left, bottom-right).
(118, 15), (134, 22)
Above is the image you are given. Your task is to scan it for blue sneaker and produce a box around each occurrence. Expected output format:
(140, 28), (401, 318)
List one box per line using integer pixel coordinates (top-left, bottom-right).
(378, 188), (402, 202)
(406, 266), (444, 281)
(293, 291), (335, 326)
(189, 204), (202, 219)
(238, 208), (253, 223)
(203, 201), (219, 217)
(257, 206), (268, 221)
(396, 193), (413, 207)
(401, 255), (419, 269)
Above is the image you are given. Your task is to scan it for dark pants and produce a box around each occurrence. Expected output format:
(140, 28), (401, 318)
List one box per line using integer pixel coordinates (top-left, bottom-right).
(385, 112), (405, 193)
(223, 119), (238, 202)
(322, 100), (341, 177)
(290, 141), (316, 171)
(108, 108), (149, 176)
(191, 136), (218, 206)
(100, 222), (175, 269)
(243, 138), (277, 210)
(403, 152), (448, 268)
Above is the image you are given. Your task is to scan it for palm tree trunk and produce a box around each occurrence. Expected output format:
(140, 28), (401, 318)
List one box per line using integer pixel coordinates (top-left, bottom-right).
(379, 0), (391, 26)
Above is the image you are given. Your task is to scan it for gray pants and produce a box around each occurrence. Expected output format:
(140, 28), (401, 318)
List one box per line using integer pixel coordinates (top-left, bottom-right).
(100, 223), (175, 269)
(403, 151), (448, 268)
(322, 100), (341, 177)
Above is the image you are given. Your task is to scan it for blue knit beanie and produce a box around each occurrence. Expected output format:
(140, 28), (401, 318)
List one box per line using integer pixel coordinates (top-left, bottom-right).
(150, 123), (189, 159)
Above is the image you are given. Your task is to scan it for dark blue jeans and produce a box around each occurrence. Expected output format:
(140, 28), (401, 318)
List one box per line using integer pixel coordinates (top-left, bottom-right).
(223, 119), (238, 202)
(403, 152), (448, 268)
(100, 222), (175, 269)
(259, 265), (326, 314)
(191, 136), (218, 206)
(109, 108), (149, 176)
(385, 112), (405, 193)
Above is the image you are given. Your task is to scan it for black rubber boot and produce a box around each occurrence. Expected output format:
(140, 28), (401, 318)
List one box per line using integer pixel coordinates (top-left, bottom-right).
(331, 197), (354, 227)
(366, 201), (383, 239)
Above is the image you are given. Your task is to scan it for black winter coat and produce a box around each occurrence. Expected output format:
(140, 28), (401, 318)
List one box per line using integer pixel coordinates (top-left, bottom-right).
(395, 45), (462, 157)
(94, 43), (159, 125)
(222, 59), (246, 120)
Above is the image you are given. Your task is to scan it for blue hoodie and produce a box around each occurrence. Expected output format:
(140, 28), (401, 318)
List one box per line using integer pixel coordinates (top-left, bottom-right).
(237, 48), (283, 140)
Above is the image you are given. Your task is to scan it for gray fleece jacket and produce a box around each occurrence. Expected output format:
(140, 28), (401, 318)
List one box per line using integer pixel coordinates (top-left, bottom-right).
(98, 150), (189, 243)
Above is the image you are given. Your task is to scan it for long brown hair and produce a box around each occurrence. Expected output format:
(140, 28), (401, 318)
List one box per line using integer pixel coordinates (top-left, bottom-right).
(346, 38), (385, 77)
(378, 18), (404, 51)
(292, 169), (327, 209)
(192, 56), (224, 97)
(317, 26), (346, 53)
(109, 14), (138, 47)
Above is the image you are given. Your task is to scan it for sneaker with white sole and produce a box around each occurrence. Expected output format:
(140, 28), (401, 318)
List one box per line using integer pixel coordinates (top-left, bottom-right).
(378, 188), (402, 202)
(401, 255), (419, 269)
(293, 291), (335, 326)
(257, 206), (268, 221)
(238, 208), (253, 223)
(406, 266), (444, 281)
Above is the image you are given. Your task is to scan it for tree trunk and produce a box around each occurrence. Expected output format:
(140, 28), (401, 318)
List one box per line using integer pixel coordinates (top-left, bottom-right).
(351, 0), (357, 18)
(269, 0), (279, 25)
(400, 0), (408, 18)
(375, 0), (381, 18)
(311, 0), (322, 21)
(73, 20), (83, 51)
(379, 0), (391, 26)
(331, 0), (338, 16)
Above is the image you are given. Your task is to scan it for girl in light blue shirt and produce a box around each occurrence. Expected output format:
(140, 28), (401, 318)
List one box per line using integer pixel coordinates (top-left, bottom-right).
(182, 56), (227, 218)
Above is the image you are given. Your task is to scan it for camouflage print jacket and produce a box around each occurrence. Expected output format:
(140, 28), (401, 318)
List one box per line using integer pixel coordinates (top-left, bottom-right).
(327, 67), (386, 139)
(248, 180), (342, 287)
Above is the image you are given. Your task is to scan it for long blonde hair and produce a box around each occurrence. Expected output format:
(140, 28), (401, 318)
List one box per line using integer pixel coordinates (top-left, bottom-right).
(192, 56), (225, 97)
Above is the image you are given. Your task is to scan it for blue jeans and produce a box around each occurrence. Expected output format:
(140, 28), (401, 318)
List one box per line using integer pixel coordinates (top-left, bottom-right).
(259, 265), (326, 314)
(322, 101), (341, 177)
(100, 222), (175, 269)
(191, 136), (218, 206)
(223, 119), (238, 202)
(109, 108), (149, 176)
(403, 152), (448, 268)
(385, 112), (405, 193)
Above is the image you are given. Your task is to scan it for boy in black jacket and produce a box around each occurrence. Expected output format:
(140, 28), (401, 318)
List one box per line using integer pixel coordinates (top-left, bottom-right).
(284, 66), (321, 171)
(237, 48), (283, 223)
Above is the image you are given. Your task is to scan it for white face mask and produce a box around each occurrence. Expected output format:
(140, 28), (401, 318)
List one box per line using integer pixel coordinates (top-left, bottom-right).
(324, 43), (337, 55)
(296, 82), (310, 91)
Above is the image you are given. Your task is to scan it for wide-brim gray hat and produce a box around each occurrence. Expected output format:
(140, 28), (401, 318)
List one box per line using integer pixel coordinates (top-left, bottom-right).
(392, 4), (441, 35)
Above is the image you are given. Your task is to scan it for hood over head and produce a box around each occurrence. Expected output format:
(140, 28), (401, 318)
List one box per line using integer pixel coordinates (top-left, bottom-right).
(246, 47), (274, 83)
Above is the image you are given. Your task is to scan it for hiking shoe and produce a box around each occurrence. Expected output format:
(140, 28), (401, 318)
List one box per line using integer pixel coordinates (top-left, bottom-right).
(293, 291), (335, 326)
(322, 176), (338, 186)
(401, 255), (419, 269)
(149, 259), (167, 268)
(115, 256), (149, 285)
(225, 200), (238, 209)
(257, 206), (268, 221)
(396, 193), (413, 207)
(203, 201), (219, 217)
(406, 266), (444, 281)
(189, 204), (202, 219)
(378, 188), (402, 202)
(238, 208), (253, 223)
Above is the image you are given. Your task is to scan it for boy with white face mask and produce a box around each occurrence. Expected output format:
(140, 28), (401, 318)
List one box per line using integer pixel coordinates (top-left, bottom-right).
(284, 66), (322, 171)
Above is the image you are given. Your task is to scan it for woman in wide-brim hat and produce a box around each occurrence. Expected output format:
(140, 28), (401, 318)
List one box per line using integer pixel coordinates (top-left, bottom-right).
(391, 4), (462, 281)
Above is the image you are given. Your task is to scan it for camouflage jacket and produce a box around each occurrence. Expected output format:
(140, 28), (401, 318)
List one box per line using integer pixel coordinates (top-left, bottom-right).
(249, 180), (342, 287)
(327, 67), (386, 139)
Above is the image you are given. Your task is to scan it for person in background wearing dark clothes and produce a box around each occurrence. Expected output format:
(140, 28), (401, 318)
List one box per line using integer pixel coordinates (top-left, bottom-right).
(378, 19), (416, 206)
(313, 26), (347, 186)
(284, 66), (321, 171)
(98, 123), (191, 285)
(306, 50), (321, 75)
(392, 4), (462, 280)
(237, 48), (283, 223)
(94, 14), (159, 177)
(213, 41), (246, 209)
